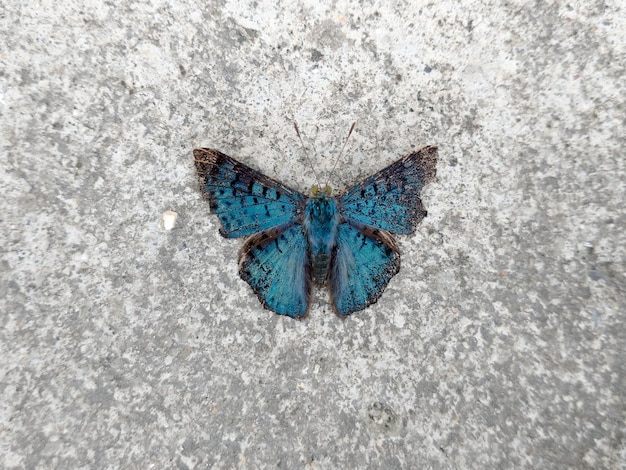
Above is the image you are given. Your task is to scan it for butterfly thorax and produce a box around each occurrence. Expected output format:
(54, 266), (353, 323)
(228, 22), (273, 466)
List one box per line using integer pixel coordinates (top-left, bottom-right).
(304, 195), (340, 286)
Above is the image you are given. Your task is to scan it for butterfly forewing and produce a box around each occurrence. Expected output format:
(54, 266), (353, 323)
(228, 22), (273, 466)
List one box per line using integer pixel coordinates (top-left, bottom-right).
(338, 146), (438, 234)
(194, 149), (306, 238)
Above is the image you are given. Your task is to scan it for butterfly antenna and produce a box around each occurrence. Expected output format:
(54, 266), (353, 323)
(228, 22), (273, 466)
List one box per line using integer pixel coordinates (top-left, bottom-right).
(293, 121), (321, 187)
(326, 121), (356, 188)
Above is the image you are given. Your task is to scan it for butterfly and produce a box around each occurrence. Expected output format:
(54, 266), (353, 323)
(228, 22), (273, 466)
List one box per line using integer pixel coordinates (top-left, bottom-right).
(194, 143), (437, 318)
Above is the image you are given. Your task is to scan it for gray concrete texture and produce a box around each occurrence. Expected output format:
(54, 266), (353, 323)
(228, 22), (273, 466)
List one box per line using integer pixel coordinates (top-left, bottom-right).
(1, 0), (624, 468)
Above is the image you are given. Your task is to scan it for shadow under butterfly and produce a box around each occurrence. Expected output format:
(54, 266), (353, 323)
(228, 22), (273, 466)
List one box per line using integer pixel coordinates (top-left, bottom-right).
(194, 130), (438, 319)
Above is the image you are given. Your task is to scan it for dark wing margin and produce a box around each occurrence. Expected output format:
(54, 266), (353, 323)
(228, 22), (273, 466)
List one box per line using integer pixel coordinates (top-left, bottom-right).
(329, 223), (400, 316)
(338, 146), (438, 234)
(194, 148), (307, 238)
(239, 225), (312, 318)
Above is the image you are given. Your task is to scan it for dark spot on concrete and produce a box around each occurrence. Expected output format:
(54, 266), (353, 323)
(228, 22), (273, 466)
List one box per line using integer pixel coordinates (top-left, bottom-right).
(311, 49), (323, 61)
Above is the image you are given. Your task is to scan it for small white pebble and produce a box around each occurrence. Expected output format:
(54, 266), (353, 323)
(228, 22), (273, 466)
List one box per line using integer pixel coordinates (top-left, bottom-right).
(162, 211), (178, 230)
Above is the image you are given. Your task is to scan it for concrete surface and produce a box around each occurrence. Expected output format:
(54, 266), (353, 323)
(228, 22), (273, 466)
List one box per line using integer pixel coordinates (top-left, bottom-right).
(1, 1), (625, 468)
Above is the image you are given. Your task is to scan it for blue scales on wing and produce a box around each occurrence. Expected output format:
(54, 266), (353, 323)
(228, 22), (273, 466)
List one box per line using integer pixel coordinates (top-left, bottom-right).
(239, 225), (312, 318)
(330, 223), (400, 316)
(329, 145), (439, 316)
(194, 148), (306, 238)
(338, 146), (438, 234)
(195, 148), (310, 317)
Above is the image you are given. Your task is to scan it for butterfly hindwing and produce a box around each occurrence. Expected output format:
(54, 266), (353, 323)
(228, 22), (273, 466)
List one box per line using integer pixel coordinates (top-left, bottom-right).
(194, 148), (306, 238)
(338, 146), (438, 234)
(330, 223), (400, 316)
(239, 225), (312, 318)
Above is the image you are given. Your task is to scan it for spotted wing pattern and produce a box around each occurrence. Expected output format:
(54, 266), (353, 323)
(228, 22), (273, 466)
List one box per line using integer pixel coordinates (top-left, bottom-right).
(239, 225), (312, 318)
(194, 148), (306, 238)
(330, 224), (400, 316)
(338, 146), (438, 234)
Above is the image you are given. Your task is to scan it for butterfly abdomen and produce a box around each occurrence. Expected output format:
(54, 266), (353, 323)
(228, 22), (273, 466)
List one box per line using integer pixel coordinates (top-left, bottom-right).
(304, 196), (340, 286)
(311, 252), (330, 286)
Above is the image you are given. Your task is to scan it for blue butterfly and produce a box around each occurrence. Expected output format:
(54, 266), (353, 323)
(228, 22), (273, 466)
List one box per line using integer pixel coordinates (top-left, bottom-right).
(194, 144), (437, 318)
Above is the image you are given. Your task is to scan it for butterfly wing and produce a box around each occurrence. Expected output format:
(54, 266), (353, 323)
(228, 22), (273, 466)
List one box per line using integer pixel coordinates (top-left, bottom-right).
(330, 224), (400, 316)
(330, 146), (438, 316)
(338, 146), (438, 234)
(239, 225), (312, 318)
(195, 149), (311, 316)
(194, 148), (306, 238)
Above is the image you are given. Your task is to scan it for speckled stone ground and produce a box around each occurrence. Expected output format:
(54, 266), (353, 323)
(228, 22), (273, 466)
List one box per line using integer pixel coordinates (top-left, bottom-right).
(1, 1), (625, 468)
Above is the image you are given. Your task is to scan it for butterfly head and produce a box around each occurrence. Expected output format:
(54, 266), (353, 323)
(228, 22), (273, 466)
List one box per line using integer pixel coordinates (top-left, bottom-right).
(311, 184), (332, 197)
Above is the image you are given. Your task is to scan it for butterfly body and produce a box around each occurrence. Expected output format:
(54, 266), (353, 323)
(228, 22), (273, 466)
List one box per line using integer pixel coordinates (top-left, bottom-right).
(194, 145), (438, 319)
(304, 195), (340, 286)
